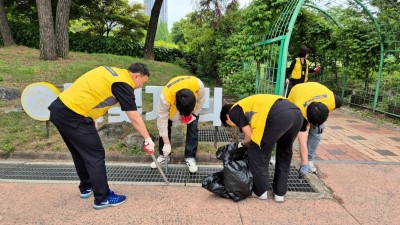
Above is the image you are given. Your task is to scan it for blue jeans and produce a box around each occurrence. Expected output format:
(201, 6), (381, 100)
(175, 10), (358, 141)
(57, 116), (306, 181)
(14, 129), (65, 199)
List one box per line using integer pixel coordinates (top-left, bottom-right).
(307, 123), (325, 161)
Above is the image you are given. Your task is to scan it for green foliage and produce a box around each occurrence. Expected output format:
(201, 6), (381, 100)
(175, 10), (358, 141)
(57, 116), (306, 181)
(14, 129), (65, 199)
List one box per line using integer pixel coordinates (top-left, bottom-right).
(5, 20), (187, 66)
(334, 9), (380, 91)
(77, 0), (149, 39)
(223, 66), (256, 97)
(154, 40), (178, 49)
(155, 21), (171, 42)
(8, 21), (40, 48)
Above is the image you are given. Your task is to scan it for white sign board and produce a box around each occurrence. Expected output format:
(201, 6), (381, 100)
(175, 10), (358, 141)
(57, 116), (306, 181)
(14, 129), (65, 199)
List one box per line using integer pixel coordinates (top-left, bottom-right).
(21, 82), (60, 121)
(23, 82), (223, 126)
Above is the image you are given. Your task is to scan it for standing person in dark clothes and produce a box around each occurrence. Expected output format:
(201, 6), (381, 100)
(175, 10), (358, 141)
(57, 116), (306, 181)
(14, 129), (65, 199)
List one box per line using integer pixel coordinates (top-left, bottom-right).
(220, 94), (303, 202)
(285, 47), (321, 95)
(48, 63), (155, 210)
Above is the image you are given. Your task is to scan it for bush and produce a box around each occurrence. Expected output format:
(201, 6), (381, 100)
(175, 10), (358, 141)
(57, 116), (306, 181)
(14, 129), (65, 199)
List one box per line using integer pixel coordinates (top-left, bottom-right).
(6, 21), (191, 69)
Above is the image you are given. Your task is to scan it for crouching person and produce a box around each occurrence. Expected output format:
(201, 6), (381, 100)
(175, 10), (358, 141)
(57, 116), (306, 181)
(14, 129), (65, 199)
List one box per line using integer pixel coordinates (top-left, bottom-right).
(287, 82), (342, 178)
(220, 94), (302, 202)
(151, 76), (206, 173)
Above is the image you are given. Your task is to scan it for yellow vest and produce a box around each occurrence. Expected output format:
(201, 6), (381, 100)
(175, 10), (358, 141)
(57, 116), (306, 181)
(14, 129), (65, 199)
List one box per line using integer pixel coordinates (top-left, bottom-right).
(287, 82), (335, 121)
(59, 66), (135, 120)
(232, 94), (283, 147)
(291, 58), (309, 81)
(162, 76), (200, 119)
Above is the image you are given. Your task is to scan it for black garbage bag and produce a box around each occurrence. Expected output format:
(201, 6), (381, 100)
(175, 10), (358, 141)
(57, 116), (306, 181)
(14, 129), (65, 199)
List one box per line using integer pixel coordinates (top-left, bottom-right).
(202, 142), (253, 202)
(201, 170), (230, 199)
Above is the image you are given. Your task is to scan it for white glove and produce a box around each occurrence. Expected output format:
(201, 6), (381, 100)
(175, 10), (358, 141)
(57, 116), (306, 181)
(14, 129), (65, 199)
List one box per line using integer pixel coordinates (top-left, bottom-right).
(162, 144), (171, 157)
(285, 78), (290, 85)
(238, 141), (244, 148)
(143, 138), (155, 155)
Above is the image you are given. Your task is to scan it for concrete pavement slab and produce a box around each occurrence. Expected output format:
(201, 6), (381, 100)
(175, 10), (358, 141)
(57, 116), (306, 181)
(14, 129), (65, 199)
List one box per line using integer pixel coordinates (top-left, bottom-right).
(0, 183), (243, 225)
(318, 163), (400, 225)
(238, 199), (358, 225)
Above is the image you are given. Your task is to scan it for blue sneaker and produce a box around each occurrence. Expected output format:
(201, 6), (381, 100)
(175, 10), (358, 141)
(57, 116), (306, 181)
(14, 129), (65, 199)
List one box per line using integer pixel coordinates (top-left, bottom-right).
(93, 190), (126, 210)
(80, 188), (93, 198)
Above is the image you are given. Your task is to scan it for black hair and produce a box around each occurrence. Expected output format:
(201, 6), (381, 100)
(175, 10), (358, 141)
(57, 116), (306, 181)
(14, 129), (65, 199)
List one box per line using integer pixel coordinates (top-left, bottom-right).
(307, 102), (329, 126)
(176, 89), (196, 116)
(127, 62), (150, 76)
(298, 47), (310, 58)
(220, 104), (234, 127)
(334, 94), (343, 109)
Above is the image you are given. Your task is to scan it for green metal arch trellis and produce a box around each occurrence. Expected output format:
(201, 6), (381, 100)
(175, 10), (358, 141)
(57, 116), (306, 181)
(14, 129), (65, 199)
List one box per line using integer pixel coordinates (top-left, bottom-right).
(253, 0), (400, 118)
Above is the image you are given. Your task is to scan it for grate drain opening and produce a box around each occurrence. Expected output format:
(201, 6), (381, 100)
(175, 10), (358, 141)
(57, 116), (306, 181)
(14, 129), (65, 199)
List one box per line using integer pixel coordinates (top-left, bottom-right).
(0, 163), (316, 193)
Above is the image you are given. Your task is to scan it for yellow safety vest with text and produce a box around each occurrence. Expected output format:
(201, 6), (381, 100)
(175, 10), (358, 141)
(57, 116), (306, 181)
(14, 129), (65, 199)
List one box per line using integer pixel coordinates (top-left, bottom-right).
(287, 82), (335, 121)
(59, 66), (135, 120)
(290, 58), (309, 81)
(162, 76), (200, 119)
(232, 94), (283, 147)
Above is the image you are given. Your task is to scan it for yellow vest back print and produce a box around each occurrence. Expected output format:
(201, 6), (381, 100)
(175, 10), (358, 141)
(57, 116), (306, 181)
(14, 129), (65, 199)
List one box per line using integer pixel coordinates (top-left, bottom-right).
(162, 76), (200, 119)
(59, 66), (135, 120)
(287, 82), (335, 121)
(233, 94), (283, 147)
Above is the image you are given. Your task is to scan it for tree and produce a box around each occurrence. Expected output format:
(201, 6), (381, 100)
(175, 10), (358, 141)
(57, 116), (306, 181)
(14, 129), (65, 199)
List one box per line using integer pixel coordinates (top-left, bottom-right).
(195, 0), (239, 29)
(0, 0), (15, 46)
(55, 0), (71, 58)
(36, 0), (57, 60)
(143, 0), (163, 60)
(79, 0), (147, 38)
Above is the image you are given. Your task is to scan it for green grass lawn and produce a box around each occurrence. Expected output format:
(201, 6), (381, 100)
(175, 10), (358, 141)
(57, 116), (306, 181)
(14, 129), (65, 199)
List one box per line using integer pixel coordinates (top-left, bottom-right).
(0, 46), (217, 156)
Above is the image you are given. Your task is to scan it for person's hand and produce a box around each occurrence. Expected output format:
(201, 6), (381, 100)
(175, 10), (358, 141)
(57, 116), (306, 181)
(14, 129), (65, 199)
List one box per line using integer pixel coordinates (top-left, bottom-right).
(162, 144), (171, 157)
(314, 65), (321, 73)
(143, 138), (155, 155)
(298, 164), (309, 179)
(285, 78), (290, 85)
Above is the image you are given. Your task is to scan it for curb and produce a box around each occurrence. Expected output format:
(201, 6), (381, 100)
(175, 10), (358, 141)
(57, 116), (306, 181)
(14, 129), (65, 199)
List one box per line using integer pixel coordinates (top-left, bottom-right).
(0, 151), (220, 165)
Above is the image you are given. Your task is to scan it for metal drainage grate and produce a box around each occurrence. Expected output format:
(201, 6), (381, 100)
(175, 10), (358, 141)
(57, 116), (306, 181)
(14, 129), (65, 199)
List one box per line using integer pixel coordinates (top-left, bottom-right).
(199, 127), (230, 142)
(198, 127), (244, 143)
(0, 163), (315, 193)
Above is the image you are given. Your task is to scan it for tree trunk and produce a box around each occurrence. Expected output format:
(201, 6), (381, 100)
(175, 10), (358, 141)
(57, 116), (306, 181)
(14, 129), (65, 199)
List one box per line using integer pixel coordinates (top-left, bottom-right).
(55, 0), (71, 58)
(36, 0), (57, 60)
(0, 0), (15, 46)
(143, 0), (163, 60)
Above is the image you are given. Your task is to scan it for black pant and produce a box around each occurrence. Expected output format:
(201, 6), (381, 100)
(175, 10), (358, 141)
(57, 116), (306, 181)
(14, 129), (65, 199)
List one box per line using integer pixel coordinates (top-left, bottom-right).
(48, 98), (109, 204)
(248, 99), (303, 196)
(158, 116), (199, 158)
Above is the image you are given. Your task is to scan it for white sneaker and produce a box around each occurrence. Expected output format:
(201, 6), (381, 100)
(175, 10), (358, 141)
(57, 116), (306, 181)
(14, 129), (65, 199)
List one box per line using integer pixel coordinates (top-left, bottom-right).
(274, 194), (284, 202)
(150, 155), (170, 169)
(185, 158), (198, 173)
(309, 161), (317, 174)
(252, 191), (268, 200)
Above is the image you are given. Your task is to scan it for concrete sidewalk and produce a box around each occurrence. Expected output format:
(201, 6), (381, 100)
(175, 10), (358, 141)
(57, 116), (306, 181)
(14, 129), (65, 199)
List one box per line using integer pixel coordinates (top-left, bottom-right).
(0, 110), (399, 224)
